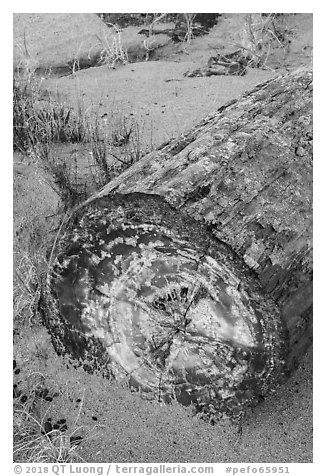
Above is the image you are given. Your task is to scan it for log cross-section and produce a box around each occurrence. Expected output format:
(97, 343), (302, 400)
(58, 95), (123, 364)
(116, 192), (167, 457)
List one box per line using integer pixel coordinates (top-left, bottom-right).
(43, 67), (313, 422)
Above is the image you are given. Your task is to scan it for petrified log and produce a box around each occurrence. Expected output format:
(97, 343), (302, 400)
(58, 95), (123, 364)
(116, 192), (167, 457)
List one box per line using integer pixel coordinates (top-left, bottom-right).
(43, 67), (312, 422)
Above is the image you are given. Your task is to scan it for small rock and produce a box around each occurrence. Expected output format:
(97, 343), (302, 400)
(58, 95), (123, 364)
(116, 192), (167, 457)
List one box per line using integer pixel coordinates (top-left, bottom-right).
(296, 146), (305, 156)
(44, 421), (53, 434)
(37, 388), (49, 399)
(13, 385), (21, 399)
(70, 435), (83, 446)
(54, 419), (68, 432)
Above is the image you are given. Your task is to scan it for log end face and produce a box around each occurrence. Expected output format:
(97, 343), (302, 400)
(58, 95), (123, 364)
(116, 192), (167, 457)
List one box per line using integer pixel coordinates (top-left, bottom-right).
(43, 194), (287, 421)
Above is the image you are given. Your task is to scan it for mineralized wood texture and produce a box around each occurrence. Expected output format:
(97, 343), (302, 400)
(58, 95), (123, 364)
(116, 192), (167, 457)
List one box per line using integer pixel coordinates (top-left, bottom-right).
(85, 67), (313, 373)
(45, 193), (286, 421)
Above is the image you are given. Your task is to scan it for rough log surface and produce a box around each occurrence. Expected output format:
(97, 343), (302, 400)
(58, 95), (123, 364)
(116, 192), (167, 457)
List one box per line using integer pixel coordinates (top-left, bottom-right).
(44, 67), (312, 421)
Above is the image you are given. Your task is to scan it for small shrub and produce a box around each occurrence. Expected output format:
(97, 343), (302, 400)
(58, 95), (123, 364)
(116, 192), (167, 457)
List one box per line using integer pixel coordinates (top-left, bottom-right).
(13, 78), (88, 153)
(240, 13), (293, 68)
(96, 25), (128, 68)
(88, 113), (148, 185)
(183, 14), (197, 47)
(88, 117), (113, 188)
(13, 77), (40, 152)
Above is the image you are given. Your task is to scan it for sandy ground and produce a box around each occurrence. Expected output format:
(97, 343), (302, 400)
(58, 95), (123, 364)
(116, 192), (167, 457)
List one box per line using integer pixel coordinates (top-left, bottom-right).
(13, 13), (313, 463)
(14, 324), (312, 463)
(44, 62), (274, 151)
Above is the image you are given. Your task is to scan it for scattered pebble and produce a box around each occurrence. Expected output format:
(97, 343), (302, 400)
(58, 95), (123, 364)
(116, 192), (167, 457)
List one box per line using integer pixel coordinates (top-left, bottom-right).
(37, 388), (49, 399)
(43, 418), (68, 435)
(70, 435), (83, 446)
(13, 385), (21, 399)
(44, 421), (53, 434)
(35, 387), (58, 402)
(53, 419), (68, 431)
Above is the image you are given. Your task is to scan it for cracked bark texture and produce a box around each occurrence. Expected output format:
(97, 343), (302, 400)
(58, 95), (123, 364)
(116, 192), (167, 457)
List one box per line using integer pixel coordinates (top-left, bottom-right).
(44, 67), (312, 421)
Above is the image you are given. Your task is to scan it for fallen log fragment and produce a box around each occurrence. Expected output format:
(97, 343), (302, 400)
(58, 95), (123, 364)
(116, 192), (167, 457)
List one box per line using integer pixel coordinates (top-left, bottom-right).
(185, 50), (249, 77)
(43, 67), (313, 422)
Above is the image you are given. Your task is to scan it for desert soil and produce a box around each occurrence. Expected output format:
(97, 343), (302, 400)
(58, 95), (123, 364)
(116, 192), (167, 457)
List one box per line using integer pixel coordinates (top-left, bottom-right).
(13, 13), (313, 463)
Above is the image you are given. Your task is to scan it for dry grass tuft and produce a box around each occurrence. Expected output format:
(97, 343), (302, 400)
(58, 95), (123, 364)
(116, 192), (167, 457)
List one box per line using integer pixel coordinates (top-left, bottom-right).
(239, 14), (293, 69)
(13, 252), (45, 326)
(13, 67), (148, 211)
(13, 385), (101, 463)
(96, 24), (129, 68)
